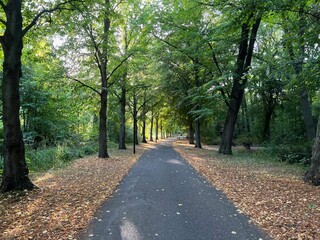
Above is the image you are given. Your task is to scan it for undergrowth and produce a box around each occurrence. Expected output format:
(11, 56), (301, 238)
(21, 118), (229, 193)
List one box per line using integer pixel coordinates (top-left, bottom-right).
(0, 141), (100, 175)
(25, 141), (99, 172)
(205, 147), (308, 178)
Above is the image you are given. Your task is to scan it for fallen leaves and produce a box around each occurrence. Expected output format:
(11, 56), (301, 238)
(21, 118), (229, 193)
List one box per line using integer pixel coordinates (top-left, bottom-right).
(174, 140), (320, 240)
(0, 145), (148, 240)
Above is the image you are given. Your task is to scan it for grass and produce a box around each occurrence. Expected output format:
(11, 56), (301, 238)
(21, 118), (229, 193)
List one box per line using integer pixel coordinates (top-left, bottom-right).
(25, 141), (99, 172)
(199, 144), (308, 178)
(0, 141), (100, 178)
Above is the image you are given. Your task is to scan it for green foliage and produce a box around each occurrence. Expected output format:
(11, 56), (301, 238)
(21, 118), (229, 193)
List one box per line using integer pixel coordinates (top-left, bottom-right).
(25, 142), (98, 172)
(265, 143), (312, 166)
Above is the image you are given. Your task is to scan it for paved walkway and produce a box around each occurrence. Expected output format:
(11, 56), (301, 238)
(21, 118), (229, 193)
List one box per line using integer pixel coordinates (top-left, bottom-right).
(80, 140), (269, 240)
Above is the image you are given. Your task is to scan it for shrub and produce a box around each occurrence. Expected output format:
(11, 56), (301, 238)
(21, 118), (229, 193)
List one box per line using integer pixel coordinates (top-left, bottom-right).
(262, 142), (312, 165)
(26, 141), (99, 172)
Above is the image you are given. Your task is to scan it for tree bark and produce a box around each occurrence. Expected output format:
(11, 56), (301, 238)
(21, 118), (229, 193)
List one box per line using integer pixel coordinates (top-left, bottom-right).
(194, 119), (202, 148)
(98, 0), (110, 158)
(150, 113), (154, 141)
(133, 94), (139, 145)
(133, 94), (137, 153)
(160, 122), (164, 139)
(98, 88), (109, 158)
(262, 103), (274, 141)
(0, 0), (35, 192)
(219, 16), (261, 154)
(304, 116), (320, 185)
(118, 82), (127, 149)
(242, 95), (251, 133)
(155, 114), (159, 141)
(188, 122), (195, 144)
(300, 89), (315, 140)
(142, 117), (147, 143)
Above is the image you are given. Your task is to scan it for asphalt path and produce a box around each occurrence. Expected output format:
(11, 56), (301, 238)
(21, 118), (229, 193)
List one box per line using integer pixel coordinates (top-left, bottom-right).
(80, 139), (269, 240)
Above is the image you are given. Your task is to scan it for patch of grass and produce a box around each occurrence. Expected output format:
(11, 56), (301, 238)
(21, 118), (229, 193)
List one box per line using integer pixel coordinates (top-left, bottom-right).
(25, 141), (99, 172)
(202, 146), (308, 178)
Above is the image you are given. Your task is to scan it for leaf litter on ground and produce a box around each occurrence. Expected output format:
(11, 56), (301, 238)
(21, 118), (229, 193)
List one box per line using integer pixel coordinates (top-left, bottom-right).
(0, 144), (152, 240)
(174, 140), (320, 240)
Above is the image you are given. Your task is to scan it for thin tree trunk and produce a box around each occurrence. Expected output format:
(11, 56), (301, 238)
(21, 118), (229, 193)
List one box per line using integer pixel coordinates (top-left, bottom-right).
(0, 0), (35, 192)
(188, 122), (195, 144)
(219, 16), (261, 154)
(133, 94), (137, 153)
(304, 116), (320, 185)
(160, 122), (163, 139)
(262, 104), (273, 141)
(134, 94), (139, 145)
(118, 83), (127, 149)
(300, 89), (315, 140)
(195, 119), (202, 148)
(98, 89), (109, 158)
(242, 94), (250, 133)
(155, 114), (159, 141)
(150, 113), (154, 141)
(142, 117), (147, 143)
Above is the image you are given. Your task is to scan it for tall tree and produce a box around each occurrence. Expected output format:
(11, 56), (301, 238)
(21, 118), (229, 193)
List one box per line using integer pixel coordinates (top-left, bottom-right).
(61, 1), (132, 157)
(0, 0), (73, 192)
(219, 5), (262, 154)
(282, 3), (315, 140)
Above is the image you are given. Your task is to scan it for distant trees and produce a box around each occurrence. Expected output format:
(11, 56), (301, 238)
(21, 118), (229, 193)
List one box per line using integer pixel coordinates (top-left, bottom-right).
(1, 0), (320, 192)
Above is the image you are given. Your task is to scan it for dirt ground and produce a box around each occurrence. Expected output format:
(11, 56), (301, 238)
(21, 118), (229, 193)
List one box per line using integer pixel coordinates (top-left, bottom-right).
(174, 140), (320, 240)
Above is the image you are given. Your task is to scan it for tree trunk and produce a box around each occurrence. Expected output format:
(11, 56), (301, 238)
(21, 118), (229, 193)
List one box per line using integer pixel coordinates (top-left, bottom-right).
(188, 122), (194, 144)
(98, 89), (109, 158)
(98, 0), (110, 158)
(300, 89), (315, 140)
(133, 94), (137, 153)
(286, 7), (315, 141)
(155, 115), (159, 141)
(160, 123), (164, 139)
(118, 84), (127, 149)
(194, 119), (202, 148)
(242, 95), (251, 133)
(219, 16), (261, 154)
(0, 0), (35, 192)
(150, 113), (154, 141)
(304, 116), (320, 185)
(262, 103), (273, 141)
(133, 94), (139, 145)
(142, 117), (147, 143)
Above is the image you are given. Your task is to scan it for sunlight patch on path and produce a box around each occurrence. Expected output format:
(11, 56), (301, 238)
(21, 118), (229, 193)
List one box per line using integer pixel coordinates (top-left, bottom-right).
(120, 219), (141, 240)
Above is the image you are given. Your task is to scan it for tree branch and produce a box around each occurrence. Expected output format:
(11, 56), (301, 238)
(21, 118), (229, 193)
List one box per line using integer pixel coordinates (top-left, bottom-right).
(208, 43), (230, 106)
(153, 34), (197, 63)
(22, 0), (76, 37)
(276, 7), (320, 21)
(66, 76), (101, 96)
(106, 53), (133, 87)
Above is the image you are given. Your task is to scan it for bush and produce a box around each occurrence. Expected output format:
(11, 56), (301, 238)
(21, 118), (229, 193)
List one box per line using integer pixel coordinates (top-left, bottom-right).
(263, 142), (312, 165)
(26, 141), (99, 172)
